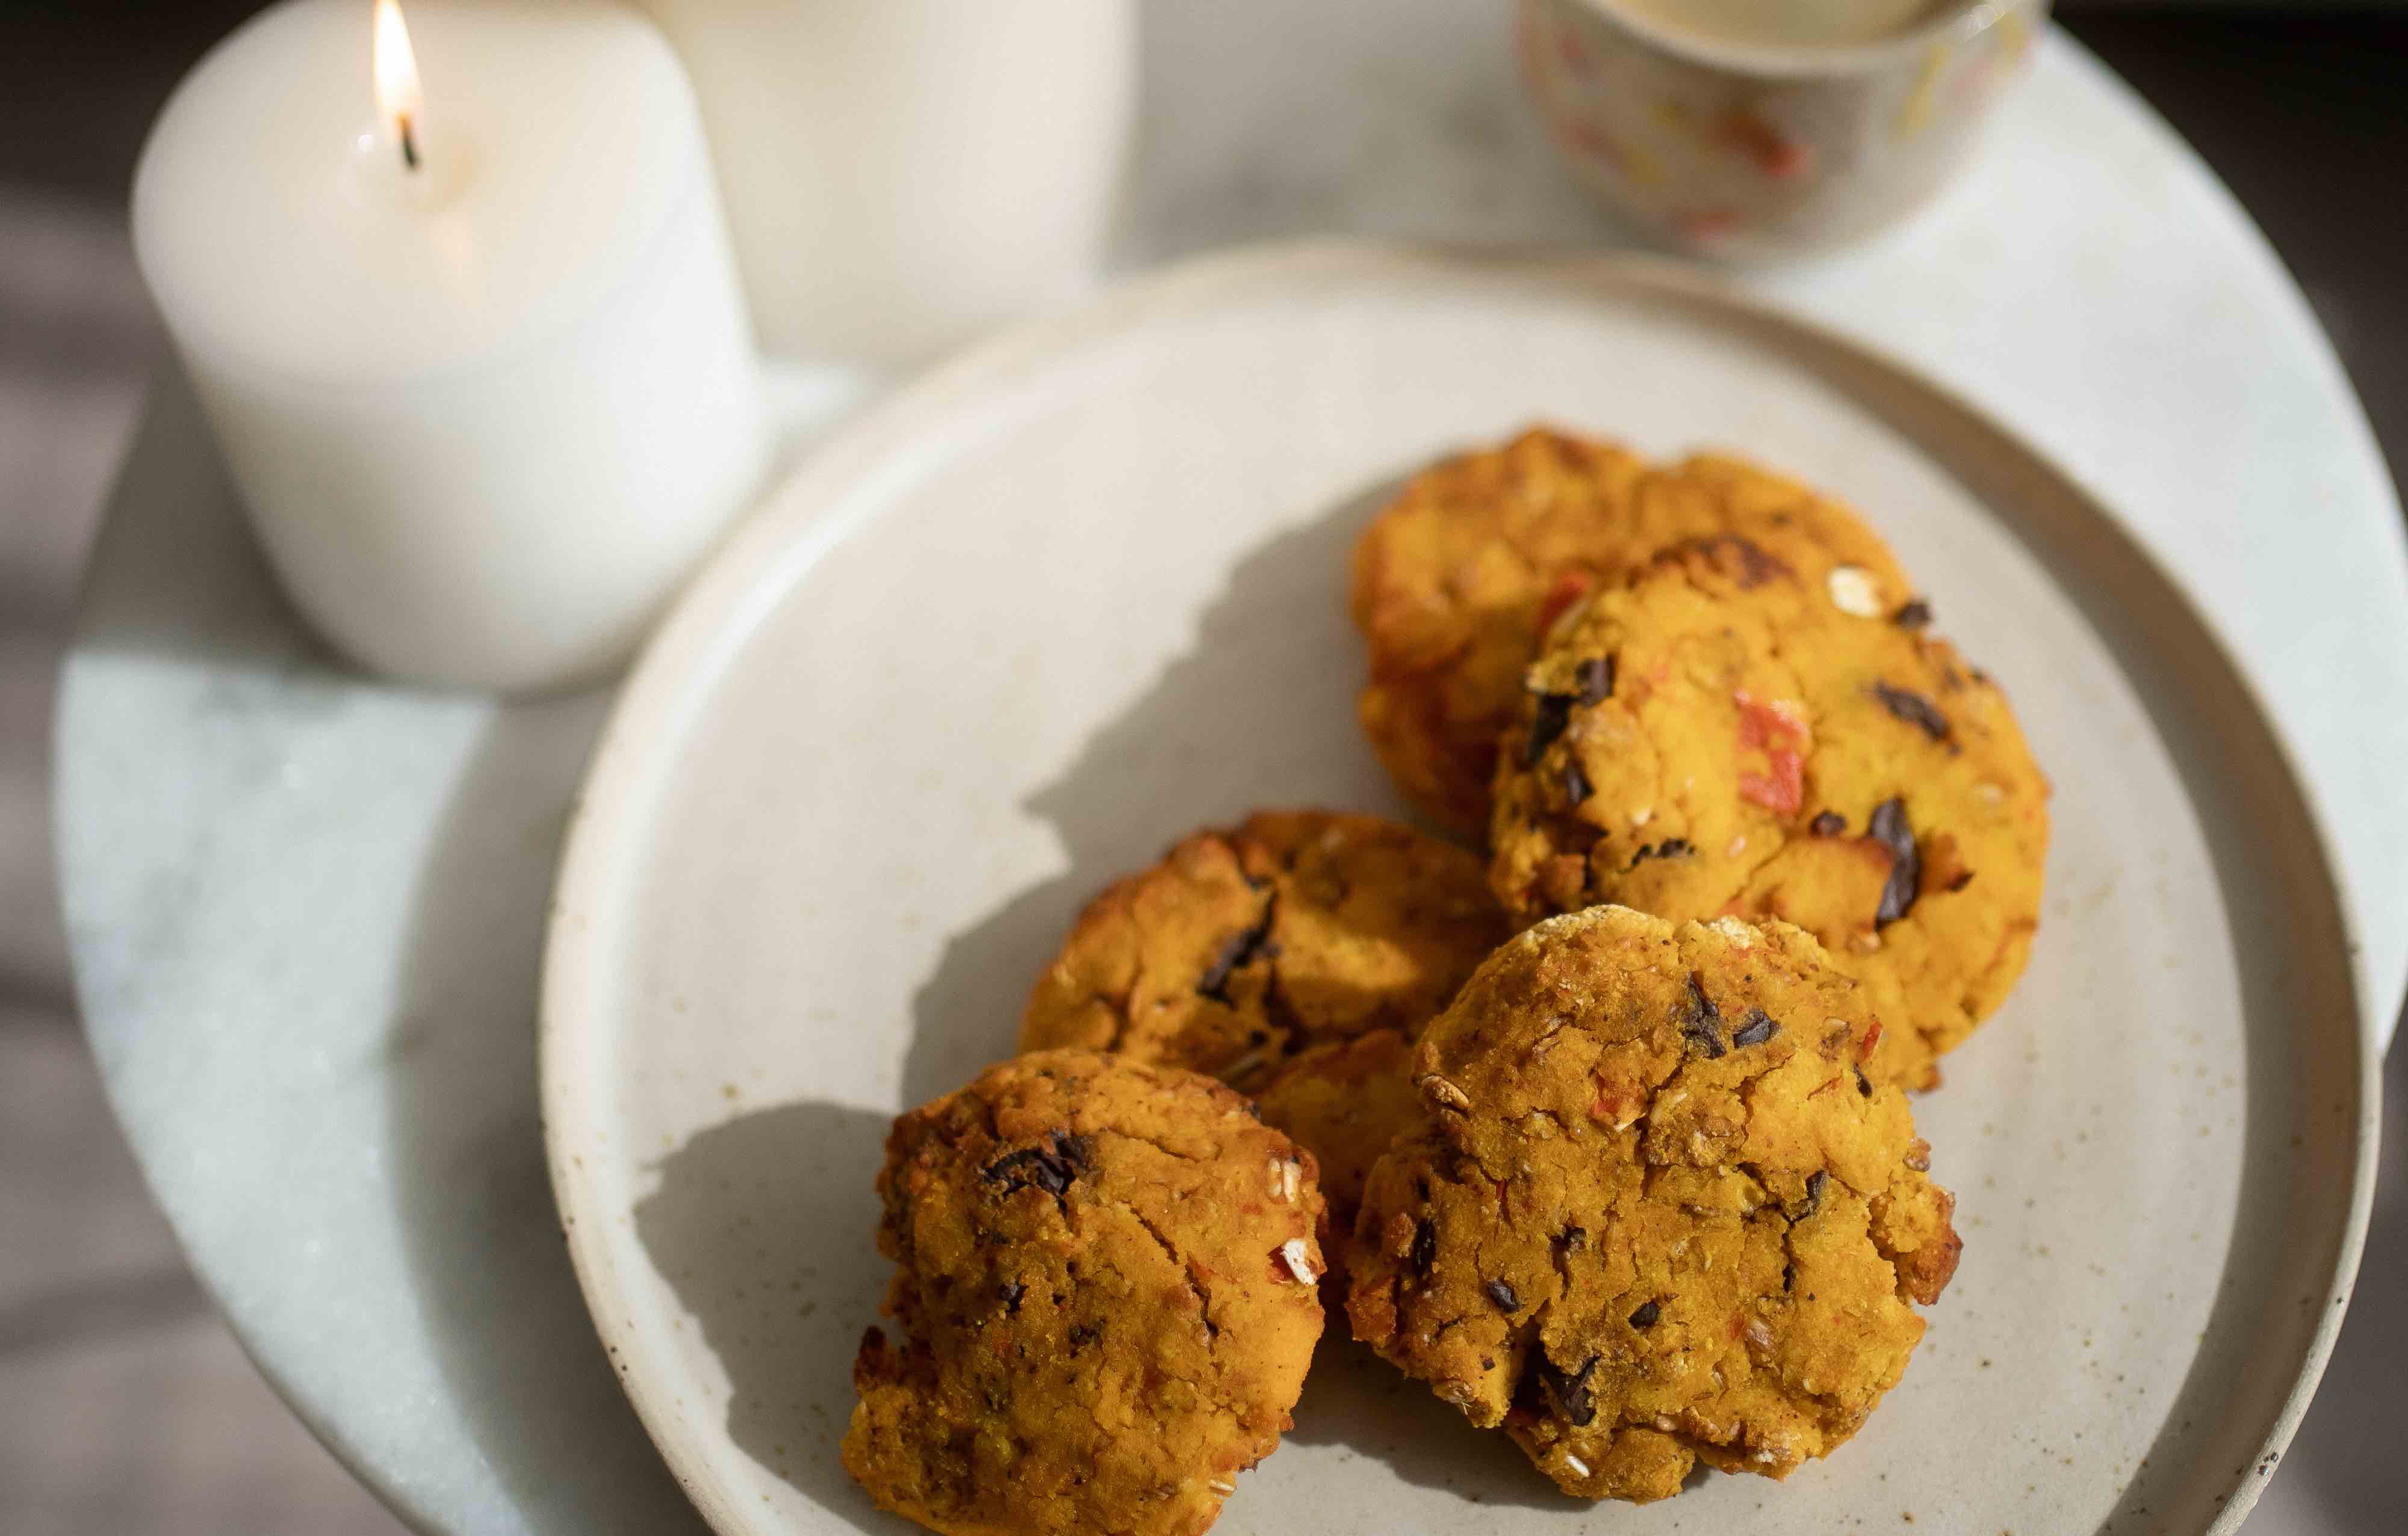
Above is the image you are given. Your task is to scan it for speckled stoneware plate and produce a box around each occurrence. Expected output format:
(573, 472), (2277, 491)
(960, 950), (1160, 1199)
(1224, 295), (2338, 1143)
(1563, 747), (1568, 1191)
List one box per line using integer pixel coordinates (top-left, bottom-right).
(541, 243), (2374, 1536)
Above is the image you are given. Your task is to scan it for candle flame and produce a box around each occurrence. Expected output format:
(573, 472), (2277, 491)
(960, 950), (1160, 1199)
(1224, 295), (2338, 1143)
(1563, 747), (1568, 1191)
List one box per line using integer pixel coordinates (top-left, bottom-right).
(373, 0), (424, 170)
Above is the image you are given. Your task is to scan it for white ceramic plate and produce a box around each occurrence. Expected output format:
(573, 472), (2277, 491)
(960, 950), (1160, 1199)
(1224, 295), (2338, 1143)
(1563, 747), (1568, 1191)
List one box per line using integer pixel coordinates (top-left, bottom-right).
(541, 243), (2374, 1536)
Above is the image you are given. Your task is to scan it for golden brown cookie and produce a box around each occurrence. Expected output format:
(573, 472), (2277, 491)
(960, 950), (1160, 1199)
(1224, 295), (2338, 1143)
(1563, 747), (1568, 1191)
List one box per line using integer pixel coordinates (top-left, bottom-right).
(1020, 810), (1508, 1234)
(843, 1049), (1327, 1536)
(1347, 908), (1961, 1503)
(1487, 534), (2048, 1087)
(1349, 430), (1913, 837)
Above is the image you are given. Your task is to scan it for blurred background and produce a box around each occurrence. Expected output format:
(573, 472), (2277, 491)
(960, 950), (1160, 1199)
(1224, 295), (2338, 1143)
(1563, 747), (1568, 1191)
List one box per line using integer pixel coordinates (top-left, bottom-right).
(2, 2), (2400, 1532)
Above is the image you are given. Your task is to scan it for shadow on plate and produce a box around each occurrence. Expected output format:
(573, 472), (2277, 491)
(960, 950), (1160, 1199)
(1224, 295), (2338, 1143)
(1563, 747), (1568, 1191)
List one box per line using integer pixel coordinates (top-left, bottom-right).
(633, 1100), (919, 1534)
(1285, 1328), (1585, 1513)
(897, 469), (1421, 1110)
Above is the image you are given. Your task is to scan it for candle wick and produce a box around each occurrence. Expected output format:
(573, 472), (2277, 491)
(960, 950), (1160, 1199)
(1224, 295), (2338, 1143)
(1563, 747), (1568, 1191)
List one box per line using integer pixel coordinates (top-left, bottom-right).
(399, 113), (420, 172)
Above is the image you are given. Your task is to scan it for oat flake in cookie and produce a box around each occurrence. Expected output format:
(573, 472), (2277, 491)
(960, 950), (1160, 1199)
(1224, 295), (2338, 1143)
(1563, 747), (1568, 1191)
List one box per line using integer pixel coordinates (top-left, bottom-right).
(1347, 908), (1962, 1503)
(1019, 810), (1507, 1238)
(1488, 532), (2049, 1088)
(843, 1050), (1326, 1536)
(1348, 430), (1915, 837)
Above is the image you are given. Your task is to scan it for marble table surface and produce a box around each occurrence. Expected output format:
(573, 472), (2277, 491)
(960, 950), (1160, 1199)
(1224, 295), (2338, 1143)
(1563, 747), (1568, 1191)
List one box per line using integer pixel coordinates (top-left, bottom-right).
(57, 8), (2407, 1535)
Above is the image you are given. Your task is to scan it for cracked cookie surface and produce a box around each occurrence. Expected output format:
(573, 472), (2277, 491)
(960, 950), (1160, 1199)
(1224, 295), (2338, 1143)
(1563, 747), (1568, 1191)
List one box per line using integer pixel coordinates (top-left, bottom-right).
(1019, 810), (1507, 1234)
(844, 1049), (1326, 1536)
(1488, 534), (2049, 1088)
(1347, 908), (1961, 1503)
(1349, 429), (1913, 837)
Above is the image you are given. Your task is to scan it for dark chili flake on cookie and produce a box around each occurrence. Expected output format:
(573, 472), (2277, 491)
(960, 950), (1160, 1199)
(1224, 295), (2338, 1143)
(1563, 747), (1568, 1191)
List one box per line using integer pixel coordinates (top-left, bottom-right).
(1696, 534), (1792, 589)
(1196, 912), (1276, 1002)
(1809, 811), (1846, 837)
(982, 1132), (1092, 1201)
(1530, 1352), (1601, 1425)
(1626, 837), (1695, 870)
(1627, 1299), (1662, 1330)
(1524, 692), (1575, 766)
(1575, 655), (1615, 706)
(1873, 682), (1952, 742)
(1562, 756), (1593, 807)
(1731, 1009), (1780, 1049)
(1800, 1169), (1830, 1217)
(1486, 1279), (1522, 1314)
(1854, 1065), (1875, 1098)
(1868, 797), (1920, 926)
(1409, 1218), (1439, 1280)
(1892, 598), (1934, 630)
(1680, 972), (1726, 1058)
(1557, 1225), (1587, 1252)
(997, 1281), (1026, 1315)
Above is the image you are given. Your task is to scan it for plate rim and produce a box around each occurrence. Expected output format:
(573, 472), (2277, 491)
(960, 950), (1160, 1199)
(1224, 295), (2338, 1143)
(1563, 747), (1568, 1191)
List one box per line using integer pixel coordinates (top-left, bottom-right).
(538, 238), (2380, 1536)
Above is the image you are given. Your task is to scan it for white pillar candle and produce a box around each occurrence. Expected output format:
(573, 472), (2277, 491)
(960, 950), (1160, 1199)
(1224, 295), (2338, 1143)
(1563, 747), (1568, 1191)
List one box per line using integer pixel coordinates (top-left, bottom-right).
(636, 0), (1137, 365)
(133, 0), (766, 693)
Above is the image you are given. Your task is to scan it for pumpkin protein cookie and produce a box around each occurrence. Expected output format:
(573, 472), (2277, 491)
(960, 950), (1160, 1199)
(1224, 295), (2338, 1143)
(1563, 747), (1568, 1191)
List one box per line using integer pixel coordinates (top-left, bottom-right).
(1347, 908), (1961, 1503)
(1488, 533), (2049, 1088)
(1348, 429), (1914, 837)
(1019, 810), (1508, 1233)
(843, 1049), (1327, 1536)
